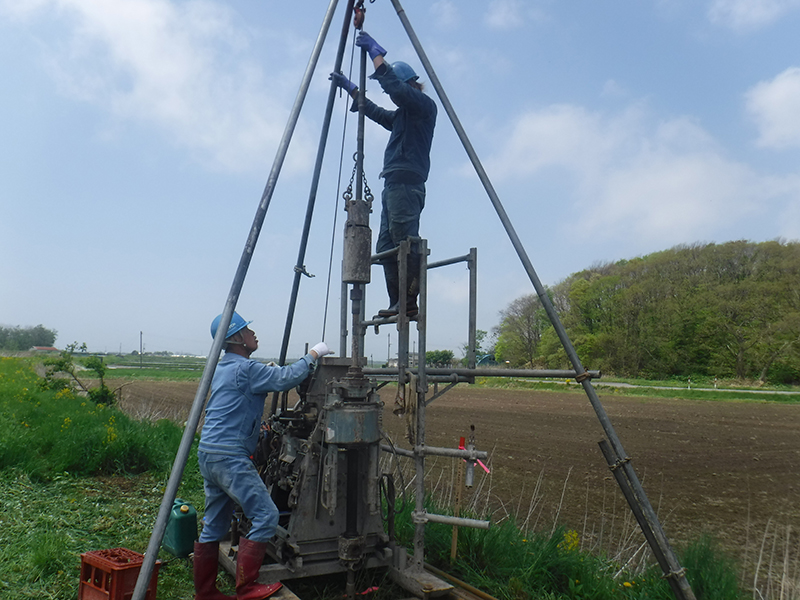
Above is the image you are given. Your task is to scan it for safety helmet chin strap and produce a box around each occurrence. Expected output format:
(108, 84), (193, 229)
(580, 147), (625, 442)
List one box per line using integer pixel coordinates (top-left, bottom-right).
(225, 333), (249, 351)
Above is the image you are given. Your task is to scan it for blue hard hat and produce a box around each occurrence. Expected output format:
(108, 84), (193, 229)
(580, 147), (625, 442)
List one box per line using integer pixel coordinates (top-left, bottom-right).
(391, 61), (418, 83)
(210, 311), (251, 340)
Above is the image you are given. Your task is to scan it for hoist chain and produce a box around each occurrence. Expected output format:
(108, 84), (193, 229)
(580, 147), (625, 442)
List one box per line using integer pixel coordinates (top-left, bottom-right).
(342, 152), (374, 204)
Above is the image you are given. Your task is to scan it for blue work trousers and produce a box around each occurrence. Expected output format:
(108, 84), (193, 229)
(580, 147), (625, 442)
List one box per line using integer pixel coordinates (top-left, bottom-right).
(375, 181), (425, 257)
(197, 451), (279, 543)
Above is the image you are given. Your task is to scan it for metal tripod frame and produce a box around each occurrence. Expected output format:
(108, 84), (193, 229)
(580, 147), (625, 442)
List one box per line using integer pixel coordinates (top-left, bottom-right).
(132, 1), (696, 598)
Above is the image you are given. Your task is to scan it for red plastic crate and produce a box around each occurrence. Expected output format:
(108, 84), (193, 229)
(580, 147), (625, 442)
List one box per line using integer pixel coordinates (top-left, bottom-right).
(79, 548), (160, 600)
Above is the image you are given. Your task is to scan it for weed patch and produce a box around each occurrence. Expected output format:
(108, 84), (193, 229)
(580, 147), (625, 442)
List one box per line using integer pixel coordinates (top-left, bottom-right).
(0, 358), (186, 480)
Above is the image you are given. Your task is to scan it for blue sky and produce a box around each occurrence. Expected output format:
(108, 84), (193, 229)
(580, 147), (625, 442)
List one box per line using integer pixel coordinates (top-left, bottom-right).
(2, 0), (800, 360)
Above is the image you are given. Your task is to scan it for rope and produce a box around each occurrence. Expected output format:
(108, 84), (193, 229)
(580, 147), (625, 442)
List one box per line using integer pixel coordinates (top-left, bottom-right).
(379, 431), (408, 518)
(321, 34), (359, 342)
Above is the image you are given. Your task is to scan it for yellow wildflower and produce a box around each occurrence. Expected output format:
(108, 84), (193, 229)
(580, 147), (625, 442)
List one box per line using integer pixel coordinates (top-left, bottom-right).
(55, 388), (74, 400)
(558, 529), (580, 552)
(105, 415), (117, 444)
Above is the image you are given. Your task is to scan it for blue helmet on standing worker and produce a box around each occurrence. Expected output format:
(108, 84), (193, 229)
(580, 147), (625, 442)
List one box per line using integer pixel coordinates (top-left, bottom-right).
(391, 61), (418, 83)
(210, 312), (251, 340)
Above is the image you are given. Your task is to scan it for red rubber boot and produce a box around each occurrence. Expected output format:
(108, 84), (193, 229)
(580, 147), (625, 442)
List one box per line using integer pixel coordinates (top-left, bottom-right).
(193, 541), (235, 600)
(236, 538), (283, 600)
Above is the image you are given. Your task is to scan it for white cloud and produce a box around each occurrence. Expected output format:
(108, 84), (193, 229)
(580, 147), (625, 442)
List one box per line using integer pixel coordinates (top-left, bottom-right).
(484, 104), (639, 182)
(601, 79), (629, 99)
(745, 67), (800, 148)
(0, 0), (48, 18)
(483, 0), (546, 31)
(2, 0), (311, 174)
(485, 0), (522, 30)
(430, 0), (460, 29)
(485, 104), (788, 246)
(595, 140), (758, 244)
(708, 0), (800, 30)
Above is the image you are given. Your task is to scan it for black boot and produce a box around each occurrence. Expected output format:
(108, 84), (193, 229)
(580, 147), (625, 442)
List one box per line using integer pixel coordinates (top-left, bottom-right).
(378, 261), (401, 317)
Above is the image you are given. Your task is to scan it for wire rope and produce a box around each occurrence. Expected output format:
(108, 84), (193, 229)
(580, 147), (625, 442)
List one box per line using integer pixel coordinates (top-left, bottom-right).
(380, 430), (408, 517)
(321, 33), (359, 342)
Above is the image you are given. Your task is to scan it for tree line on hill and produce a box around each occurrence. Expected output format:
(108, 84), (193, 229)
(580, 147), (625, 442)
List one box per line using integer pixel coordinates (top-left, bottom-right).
(0, 325), (57, 352)
(493, 240), (800, 383)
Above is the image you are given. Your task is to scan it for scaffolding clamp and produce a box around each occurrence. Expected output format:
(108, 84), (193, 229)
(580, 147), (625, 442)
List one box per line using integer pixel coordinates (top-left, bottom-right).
(663, 567), (688, 580)
(575, 369), (591, 383)
(294, 265), (315, 278)
(607, 455), (631, 472)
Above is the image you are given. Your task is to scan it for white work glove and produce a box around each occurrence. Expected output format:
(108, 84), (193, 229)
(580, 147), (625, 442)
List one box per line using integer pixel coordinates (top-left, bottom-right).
(311, 342), (333, 360)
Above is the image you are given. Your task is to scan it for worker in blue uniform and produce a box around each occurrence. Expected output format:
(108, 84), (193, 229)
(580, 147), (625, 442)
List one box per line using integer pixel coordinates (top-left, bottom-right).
(331, 30), (437, 318)
(193, 311), (332, 600)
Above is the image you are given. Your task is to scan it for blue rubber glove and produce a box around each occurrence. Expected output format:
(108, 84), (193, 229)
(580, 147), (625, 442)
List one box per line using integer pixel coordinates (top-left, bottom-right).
(329, 72), (357, 95)
(355, 31), (386, 60)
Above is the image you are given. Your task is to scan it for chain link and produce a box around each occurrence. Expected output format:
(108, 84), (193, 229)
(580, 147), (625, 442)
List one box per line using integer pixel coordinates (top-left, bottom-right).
(342, 152), (373, 204)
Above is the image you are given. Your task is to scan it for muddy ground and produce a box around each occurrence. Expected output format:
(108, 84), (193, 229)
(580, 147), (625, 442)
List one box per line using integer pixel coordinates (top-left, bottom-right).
(113, 379), (800, 574)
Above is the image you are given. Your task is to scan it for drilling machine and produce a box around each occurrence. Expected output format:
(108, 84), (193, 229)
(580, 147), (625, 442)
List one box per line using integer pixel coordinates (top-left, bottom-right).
(216, 74), (449, 597)
(217, 3), (489, 596)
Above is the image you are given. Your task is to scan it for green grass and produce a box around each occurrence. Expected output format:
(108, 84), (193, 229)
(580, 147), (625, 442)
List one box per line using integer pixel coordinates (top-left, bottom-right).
(0, 358), (209, 598)
(0, 358), (187, 479)
(474, 376), (800, 403)
(0, 468), (208, 599)
(104, 368), (205, 381)
(680, 535), (741, 600)
(382, 501), (744, 600)
(0, 466), (408, 600)
(98, 354), (304, 381)
(100, 353), (207, 381)
(389, 497), (744, 600)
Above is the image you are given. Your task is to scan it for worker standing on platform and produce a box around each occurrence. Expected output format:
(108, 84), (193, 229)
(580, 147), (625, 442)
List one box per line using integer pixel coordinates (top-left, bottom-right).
(194, 311), (332, 600)
(330, 30), (437, 318)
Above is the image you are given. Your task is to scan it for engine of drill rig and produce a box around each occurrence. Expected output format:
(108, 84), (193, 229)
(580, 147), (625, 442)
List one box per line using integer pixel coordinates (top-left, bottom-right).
(259, 392), (324, 516)
(235, 357), (393, 576)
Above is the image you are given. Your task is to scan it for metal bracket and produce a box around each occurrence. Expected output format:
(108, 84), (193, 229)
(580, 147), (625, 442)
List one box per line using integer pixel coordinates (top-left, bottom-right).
(424, 378), (459, 407)
(608, 455), (631, 471)
(294, 265), (315, 278)
(664, 567), (688, 580)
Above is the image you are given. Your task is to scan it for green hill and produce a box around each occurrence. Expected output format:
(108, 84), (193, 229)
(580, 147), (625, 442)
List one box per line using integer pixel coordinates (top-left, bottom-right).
(495, 240), (800, 383)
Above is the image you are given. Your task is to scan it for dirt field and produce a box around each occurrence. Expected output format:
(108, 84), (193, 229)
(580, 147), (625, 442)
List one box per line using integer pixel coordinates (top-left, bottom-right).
(114, 379), (800, 574)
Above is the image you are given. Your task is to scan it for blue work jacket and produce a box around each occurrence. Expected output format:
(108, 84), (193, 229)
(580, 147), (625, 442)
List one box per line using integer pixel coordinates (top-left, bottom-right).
(355, 62), (437, 182)
(198, 352), (314, 457)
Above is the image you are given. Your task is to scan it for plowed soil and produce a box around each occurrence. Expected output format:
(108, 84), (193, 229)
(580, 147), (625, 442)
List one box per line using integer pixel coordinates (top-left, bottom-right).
(113, 379), (800, 568)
